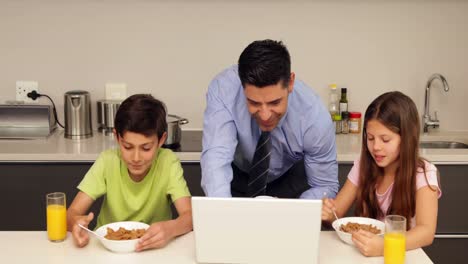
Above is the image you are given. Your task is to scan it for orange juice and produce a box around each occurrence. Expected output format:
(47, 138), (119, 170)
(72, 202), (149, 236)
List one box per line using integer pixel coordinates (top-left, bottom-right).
(47, 204), (67, 241)
(384, 232), (406, 264)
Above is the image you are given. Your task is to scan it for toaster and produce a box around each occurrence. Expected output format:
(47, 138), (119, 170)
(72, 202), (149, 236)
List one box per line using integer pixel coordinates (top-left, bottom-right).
(0, 104), (57, 138)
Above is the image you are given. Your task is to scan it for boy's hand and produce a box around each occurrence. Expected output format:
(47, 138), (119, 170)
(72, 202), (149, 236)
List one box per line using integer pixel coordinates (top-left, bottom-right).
(352, 229), (384, 257)
(136, 221), (175, 251)
(71, 212), (94, 248)
(321, 198), (337, 222)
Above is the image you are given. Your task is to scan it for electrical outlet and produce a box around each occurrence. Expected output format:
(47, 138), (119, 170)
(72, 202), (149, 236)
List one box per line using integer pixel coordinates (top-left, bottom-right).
(105, 82), (127, 100)
(16, 81), (39, 103)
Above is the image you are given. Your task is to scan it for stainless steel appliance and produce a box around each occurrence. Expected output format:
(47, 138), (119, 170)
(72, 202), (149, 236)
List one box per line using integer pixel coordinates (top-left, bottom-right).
(0, 104), (57, 138)
(64, 90), (93, 139)
(97, 100), (121, 134)
(165, 114), (189, 146)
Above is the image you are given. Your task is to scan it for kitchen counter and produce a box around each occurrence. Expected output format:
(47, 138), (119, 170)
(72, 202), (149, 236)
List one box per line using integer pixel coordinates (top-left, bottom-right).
(1, 129), (468, 164)
(0, 231), (433, 264)
(0, 129), (202, 162)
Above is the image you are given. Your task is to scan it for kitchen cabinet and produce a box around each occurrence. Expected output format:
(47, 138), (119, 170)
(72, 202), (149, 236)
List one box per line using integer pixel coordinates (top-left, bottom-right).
(1, 162), (467, 262)
(0, 162), (203, 231)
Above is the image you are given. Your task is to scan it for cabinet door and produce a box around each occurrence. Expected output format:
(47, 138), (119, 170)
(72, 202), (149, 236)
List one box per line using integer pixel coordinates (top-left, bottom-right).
(182, 162), (204, 196)
(0, 163), (101, 231)
(435, 165), (468, 233)
(424, 237), (468, 264)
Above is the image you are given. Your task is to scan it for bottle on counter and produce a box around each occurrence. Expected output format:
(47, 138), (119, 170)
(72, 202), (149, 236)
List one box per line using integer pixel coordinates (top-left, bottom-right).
(339, 88), (348, 116)
(333, 114), (342, 134)
(328, 84), (339, 120)
(349, 112), (362, 134)
(341, 111), (350, 134)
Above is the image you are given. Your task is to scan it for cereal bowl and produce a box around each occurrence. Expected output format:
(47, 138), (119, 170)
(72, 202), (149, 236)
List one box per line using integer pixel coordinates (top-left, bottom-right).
(332, 217), (385, 246)
(95, 221), (149, 253)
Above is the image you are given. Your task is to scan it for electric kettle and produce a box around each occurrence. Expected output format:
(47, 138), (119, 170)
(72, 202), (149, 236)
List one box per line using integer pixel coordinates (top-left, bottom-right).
(64, 90), (93, 139)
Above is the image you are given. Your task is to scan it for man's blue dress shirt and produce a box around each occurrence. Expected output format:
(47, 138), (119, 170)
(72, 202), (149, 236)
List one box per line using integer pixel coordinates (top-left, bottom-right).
(201, 65), (338, 199)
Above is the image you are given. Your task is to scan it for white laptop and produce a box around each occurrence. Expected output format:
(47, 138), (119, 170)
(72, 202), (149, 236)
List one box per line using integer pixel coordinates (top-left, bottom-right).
(192, 197), (322, 264)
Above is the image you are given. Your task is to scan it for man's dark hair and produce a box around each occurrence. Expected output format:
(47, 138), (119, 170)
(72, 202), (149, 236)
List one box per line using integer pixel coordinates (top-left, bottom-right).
(238, 39), (291, 88)
(114, 94), (167, 139)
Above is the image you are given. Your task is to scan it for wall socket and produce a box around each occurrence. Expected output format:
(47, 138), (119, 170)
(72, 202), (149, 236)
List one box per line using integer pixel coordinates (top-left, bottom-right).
(16, 81), (39, 103)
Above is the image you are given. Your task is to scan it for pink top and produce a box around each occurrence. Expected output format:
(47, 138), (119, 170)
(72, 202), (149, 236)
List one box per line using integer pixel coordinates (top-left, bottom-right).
(348, 159), (442, 228)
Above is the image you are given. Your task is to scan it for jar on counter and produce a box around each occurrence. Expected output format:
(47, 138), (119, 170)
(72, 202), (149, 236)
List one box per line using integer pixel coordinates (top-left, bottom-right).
(349, 112), (362, 134)
(333, 114), (342, 134)
(341, 112), (350, 134)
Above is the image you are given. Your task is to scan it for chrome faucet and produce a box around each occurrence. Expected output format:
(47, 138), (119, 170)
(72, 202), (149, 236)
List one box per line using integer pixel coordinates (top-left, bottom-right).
(423, 73), (449, 133)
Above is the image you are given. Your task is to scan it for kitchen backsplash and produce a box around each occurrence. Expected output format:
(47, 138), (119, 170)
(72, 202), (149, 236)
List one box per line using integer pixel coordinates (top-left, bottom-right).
(1, 1), (467, 131)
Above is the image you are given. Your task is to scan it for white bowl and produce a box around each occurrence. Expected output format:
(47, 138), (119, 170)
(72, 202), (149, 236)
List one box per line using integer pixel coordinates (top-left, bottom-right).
(332, 217), (385, 246)
(95, 221), (149, 253)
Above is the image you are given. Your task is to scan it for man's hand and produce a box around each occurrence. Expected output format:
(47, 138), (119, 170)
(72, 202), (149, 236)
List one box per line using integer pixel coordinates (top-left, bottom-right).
(71, 212), (94, 248)
(135, 221), (175, 252)
(352, 229), (384, 257)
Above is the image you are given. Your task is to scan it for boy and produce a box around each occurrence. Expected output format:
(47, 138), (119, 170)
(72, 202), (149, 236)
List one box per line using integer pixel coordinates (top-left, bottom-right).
(67, 94), (192, 251)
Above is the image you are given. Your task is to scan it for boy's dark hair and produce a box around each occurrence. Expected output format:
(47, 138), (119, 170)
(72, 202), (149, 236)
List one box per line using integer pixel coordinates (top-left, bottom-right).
(114, 94), (167, 139)
(238, 39), (291, 88)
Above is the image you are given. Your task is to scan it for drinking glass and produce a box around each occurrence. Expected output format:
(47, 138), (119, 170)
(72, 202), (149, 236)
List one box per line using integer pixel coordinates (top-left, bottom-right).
(46, 192), (67, 242)
(384, 215), (406, 264)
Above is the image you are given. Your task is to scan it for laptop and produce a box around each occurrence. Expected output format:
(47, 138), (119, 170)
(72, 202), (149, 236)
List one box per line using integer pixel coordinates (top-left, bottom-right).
(192, 197), (322, 264)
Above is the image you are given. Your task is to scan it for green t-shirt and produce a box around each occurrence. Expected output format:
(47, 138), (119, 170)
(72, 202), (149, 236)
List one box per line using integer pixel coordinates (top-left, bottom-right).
(78, 148), (191, 228)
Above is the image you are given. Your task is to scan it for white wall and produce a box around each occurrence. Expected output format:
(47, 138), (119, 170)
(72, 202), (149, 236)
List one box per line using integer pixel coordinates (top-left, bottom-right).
(1, 0), (467, 131)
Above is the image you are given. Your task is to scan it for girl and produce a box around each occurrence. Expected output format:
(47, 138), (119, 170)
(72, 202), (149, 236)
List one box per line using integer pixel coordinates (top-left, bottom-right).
(322, 91), (441, 257)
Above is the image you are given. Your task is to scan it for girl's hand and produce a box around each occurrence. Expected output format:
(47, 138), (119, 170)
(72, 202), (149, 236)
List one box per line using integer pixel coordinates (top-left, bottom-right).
(136, 221), (175, 251)
(71, 212), (94, 248)
(351, 229), (384, 257)
(321, 198), (337, 222)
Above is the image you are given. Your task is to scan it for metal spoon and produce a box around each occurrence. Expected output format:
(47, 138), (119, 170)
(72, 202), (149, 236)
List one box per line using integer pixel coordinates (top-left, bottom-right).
(78, 223), (104, 239)
(322, 191), (339, 221)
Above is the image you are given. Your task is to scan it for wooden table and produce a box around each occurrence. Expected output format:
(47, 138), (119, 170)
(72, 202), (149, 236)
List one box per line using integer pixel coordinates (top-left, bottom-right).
(0, 231), (432, 263)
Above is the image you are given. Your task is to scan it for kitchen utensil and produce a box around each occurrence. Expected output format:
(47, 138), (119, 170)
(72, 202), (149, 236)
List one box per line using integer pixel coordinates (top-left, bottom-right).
(78, 223), (103, 239)
(165, 114), (189, 146)
(64, 90), (93, 139)
(0, 104), (56, 138)
(322, 191), (339, 221)
(332, 209), (339, 221)
(332, 217), (385, 246)
(94, 221), (149, 253)
(96, 99), (121, 134)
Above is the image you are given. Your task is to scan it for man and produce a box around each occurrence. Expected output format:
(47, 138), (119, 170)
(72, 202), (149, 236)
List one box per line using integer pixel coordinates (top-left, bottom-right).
(201, 39), (338, 199)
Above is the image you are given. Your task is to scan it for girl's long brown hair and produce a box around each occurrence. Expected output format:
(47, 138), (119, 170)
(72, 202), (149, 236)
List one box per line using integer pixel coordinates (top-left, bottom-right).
(355, 91), (428, 228)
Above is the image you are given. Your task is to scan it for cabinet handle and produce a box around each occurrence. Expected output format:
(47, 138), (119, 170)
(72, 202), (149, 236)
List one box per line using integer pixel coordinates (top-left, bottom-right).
(435, 234), (468, 238)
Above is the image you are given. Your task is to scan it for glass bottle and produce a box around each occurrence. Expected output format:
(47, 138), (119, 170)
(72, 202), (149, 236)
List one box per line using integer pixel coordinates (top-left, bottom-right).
(339, 88), (348, 116)
(341, 111), (350, 134)
(333, 114), (342, 134)
(328, 84), (339, 120)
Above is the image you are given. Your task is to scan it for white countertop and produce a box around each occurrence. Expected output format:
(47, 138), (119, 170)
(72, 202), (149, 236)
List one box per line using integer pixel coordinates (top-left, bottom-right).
(1, 129), (468, 164)
(0, 231), (432, 264)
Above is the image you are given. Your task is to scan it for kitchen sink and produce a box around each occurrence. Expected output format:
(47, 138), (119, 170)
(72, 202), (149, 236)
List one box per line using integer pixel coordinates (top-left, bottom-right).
(419, 141), (468, 149)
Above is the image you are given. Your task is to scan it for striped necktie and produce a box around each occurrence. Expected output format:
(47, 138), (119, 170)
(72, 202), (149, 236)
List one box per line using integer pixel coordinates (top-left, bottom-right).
(247, 131), (272, 197)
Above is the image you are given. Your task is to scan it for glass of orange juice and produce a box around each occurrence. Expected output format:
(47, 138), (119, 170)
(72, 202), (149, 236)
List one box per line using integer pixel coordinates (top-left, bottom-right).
(384, 215), (406, 264)
(46, 192), (67, 242)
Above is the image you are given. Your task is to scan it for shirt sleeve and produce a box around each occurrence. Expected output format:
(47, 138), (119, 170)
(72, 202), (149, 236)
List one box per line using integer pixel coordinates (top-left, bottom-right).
(416, 161), (442, 198)
(77, 151), (108, 200)
(347, 160), (360, 186)
(300, 110), (339, 199)
(200, 75), (238, 197)
(166, 154), (191, 202)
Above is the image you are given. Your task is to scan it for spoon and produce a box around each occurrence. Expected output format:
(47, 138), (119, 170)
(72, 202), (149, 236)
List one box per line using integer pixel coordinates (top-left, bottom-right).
(322, 191), (339, 221)
(78, 223), (104, 239)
